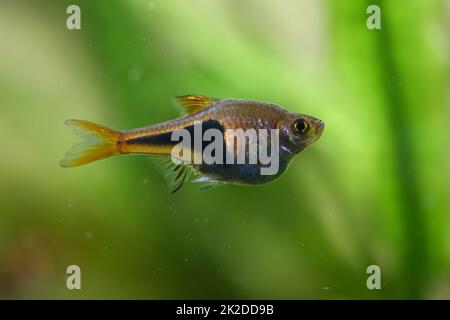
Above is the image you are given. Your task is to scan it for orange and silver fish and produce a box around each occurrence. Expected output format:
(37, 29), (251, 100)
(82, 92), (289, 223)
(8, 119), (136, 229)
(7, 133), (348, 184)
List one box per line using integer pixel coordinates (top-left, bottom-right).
(60, 95), (324, 192)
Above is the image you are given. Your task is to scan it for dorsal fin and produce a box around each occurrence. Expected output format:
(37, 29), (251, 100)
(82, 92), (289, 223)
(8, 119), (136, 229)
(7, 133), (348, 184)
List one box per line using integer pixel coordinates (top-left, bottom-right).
(175, 95), (219, 115)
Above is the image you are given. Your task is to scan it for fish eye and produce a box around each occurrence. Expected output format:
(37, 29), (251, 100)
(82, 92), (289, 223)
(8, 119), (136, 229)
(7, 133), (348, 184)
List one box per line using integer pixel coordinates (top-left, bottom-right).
(294, 119), (308, 134)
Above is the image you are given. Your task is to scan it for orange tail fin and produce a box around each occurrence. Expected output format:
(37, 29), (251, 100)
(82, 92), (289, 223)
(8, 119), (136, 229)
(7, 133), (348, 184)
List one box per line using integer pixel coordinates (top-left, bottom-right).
(60, 119), (120, 168)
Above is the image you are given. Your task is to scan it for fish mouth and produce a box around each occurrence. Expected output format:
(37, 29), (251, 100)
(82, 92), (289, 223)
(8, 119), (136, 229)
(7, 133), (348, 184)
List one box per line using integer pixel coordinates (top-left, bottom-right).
(315, 120), (325, 135)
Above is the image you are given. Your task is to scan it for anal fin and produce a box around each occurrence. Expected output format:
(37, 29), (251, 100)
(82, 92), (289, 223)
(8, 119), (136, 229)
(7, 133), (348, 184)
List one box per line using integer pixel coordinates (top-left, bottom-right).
(155, 158), (196, 194)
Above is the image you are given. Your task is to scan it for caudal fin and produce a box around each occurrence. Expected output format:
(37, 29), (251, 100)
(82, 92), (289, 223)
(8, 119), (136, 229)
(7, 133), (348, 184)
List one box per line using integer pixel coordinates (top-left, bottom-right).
(60, 119), (120, 168)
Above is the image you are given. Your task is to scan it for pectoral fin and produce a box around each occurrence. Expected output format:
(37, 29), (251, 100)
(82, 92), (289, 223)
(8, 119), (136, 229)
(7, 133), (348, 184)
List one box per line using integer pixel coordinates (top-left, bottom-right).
(192, 176), (227, 190)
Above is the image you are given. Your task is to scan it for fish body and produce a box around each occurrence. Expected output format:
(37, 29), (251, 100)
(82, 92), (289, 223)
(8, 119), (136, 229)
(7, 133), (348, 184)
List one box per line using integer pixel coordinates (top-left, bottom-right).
(60, 95), (324, 192)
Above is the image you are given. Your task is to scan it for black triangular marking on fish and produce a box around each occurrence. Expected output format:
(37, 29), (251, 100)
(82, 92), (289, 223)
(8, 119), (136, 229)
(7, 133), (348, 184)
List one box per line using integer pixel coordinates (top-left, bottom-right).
(126, 119), (225, 151)
(126, 120), (227, 164)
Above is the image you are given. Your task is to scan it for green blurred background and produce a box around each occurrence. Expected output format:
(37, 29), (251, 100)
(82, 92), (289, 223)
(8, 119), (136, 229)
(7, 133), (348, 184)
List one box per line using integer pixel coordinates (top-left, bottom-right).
(0, 0), (448, 299)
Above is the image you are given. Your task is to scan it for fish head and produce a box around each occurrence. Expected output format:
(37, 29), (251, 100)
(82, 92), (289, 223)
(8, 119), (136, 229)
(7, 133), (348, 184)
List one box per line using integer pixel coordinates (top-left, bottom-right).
(277, 112), (325, 154)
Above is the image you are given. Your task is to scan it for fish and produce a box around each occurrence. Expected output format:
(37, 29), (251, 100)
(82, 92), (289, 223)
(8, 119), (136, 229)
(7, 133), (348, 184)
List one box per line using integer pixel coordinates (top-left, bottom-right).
(60, 95), (324, 193)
